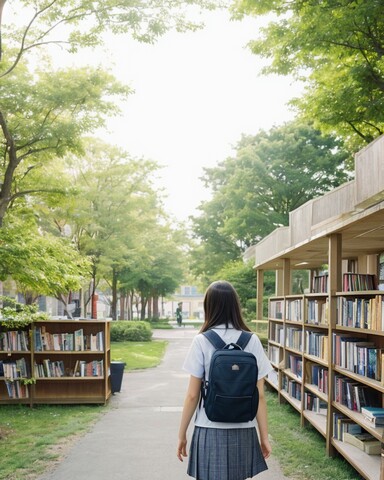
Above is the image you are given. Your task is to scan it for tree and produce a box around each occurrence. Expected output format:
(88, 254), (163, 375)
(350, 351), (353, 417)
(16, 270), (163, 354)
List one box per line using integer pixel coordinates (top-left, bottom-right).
(0, 62), (128, 226)
(0, 0), (220, 78)
(233, 0), (384, 150)
(191, 121), (351, 278)
(0, 216), (90, 315)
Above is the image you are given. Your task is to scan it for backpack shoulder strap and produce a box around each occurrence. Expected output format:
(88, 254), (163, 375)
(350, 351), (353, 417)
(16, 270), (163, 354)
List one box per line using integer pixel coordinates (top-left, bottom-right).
(236, 331), (253, 350)
(202, 330), (226, 350)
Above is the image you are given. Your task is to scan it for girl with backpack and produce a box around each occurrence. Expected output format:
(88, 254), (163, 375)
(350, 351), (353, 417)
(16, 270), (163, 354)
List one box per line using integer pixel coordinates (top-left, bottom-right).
(176, 280), (273, 480)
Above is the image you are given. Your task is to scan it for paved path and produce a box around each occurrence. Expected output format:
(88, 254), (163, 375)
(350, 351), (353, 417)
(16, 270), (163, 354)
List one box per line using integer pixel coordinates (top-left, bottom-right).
(38, 328), (289, 480)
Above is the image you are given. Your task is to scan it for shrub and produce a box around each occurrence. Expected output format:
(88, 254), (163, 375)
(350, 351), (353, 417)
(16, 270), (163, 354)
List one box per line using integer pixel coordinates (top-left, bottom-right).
(110, 321), (153, 342)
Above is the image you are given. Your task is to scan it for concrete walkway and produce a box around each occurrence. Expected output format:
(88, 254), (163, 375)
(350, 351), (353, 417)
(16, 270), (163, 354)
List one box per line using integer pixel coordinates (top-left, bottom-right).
(38, 328), (289, 480)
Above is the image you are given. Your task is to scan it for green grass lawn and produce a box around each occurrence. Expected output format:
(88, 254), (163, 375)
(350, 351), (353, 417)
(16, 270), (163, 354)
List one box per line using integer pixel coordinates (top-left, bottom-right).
(111, 339), (168, 370)
(0, 404), (104, 480)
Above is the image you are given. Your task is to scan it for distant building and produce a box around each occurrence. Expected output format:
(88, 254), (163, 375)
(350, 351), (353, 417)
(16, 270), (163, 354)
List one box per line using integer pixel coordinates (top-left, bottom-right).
(163, 285), (204, 320)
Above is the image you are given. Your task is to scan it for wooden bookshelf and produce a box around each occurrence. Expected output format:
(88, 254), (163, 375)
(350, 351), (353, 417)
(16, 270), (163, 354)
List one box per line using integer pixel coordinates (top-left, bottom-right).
(251, 135), (384, 479)
(0, 319), (111, 405)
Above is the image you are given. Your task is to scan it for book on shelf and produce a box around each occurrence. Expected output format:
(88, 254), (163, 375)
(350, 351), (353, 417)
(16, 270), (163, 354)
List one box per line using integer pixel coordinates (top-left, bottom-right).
(0, 330), (30, 351)
(332, 334), (382, 381)
(343, 432), (381, 455)
(307, 298), (328, 325)
(282, 375), (301, 401)
(304, 391), (327, 413)
(311, 273), (328, 293)
(342, 273), (377, 292)
(333, 413), (362, 441)
(305, 362), (328, 395)
(361, 406), (384, 418)
(4, 380), (29, 399)
(269, 300), (283, 319)
(286, 299), (302, 322)
(288, 354), (303, 379)
(337, 295), (384, 330)
(334, 374), (380, 412)
(2, 357), (29, 379)
(285, 326), (302, 351)
(305, 331), (328, 360)
(268, 345), (281, 365)
(73, 359), (104, 377)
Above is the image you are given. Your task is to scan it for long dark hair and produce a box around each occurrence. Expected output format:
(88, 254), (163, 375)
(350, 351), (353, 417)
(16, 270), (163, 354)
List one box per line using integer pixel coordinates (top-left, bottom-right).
(200, 280), (251, 333)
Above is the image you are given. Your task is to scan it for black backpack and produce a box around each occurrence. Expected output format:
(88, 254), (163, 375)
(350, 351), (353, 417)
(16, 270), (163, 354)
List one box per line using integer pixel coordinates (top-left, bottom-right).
(200, 330), (259, 423)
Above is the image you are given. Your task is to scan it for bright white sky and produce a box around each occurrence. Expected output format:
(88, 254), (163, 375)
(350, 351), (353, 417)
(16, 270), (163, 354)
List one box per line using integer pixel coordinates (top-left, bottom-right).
(94, 9), (304, 223)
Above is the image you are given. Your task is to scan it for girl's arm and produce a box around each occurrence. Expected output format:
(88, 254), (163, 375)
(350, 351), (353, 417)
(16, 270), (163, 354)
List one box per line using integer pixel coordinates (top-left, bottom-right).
(177, 375), (202, 462)
(256, 377), (272, 459)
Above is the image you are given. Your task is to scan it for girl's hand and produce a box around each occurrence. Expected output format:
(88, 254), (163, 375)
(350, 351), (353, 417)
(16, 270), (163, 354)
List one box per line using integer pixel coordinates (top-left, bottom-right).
(260, 438), (272, 459)
(177, 438), (188, 462)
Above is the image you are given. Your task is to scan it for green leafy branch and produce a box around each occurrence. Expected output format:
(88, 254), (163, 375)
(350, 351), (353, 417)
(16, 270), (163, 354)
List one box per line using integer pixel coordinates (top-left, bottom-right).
(0, 296), (49, 329)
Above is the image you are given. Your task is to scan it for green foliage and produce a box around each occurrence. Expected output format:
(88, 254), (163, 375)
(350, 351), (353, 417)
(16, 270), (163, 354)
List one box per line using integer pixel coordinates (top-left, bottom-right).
(0, 217), (91, 303)
(233, 0), (384, 150)
(191, 121), (351, 278)
(215, 260), (257, 317)
(0, 62), (129, 224)
(0, 296), (49, 328)
(110, 321), (153, 342)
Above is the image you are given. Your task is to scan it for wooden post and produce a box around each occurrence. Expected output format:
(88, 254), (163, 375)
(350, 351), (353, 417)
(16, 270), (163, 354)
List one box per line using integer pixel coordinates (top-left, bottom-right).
(256, 269), (264, 321)
(326, 233), (342, 456)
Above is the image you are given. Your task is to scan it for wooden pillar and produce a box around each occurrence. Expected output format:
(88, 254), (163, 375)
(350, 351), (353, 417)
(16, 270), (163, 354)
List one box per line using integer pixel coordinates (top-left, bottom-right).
(256, 269), (264, 321)
(275, 259), (291, 296)
(326, 233), (342, 456)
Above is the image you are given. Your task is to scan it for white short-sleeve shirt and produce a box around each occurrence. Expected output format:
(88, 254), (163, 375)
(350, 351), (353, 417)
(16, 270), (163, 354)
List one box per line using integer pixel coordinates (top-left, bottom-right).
(183, 326), (273, 429)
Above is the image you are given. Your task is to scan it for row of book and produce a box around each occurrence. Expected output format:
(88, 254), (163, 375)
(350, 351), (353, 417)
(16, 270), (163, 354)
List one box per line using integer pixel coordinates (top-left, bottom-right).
(304, 391), (327, 413)
(0, 330), (29, 351)
(270, 324), (284, 344)
(268, 345), (281, 365)
(343, 273), (377, 292)
(307, 299), (328, 325)
(302, 271), (377, 295)
(282, 375), (301, 401)
(0, 358), (29, 379)
(305, 331), (328, 360)
(337, 295), (384, 331)
(332, 333), (382, 381)
(3, 380), (29, 399)
(333, 413), (380, 455)
(269, 300), (283, 319)
(334, 374), (379, 413)
(285, 299), (302, 322)
(312, 274), (328, 293)
(34, 359), (104, 378)
(285, 327), (302, 351)
(306, 362), (328, 395)
(34, 327), (104, 352)
(288, 354), (302, 379)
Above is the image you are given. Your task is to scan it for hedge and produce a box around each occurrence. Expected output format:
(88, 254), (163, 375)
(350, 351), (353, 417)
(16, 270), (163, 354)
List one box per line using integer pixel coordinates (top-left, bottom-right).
(110, 321), (153, 342)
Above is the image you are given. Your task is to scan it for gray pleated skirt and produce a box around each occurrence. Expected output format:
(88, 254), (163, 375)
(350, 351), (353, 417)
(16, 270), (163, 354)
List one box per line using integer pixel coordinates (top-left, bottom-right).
(187, 427), (268, 480)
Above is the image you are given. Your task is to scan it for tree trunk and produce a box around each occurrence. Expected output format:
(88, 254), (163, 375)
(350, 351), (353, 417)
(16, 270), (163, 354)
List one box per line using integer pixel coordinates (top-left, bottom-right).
(152, 295), (159, 319)
(0, 110), (19, 226)
(147, 296), (152, 319)
(140, 295), (147, 320)
(119, 294), (125, 320)
(111, 267), (118, 320)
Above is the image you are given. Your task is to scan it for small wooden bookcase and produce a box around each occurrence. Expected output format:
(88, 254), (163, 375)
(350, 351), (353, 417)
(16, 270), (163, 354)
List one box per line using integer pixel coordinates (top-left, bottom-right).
(0, 319), (111, 405)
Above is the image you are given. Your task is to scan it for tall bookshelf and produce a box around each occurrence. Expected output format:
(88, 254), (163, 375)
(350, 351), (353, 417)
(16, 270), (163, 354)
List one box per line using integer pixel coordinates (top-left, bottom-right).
(0, 319), (111, 405)
(251, 135), (384, 480)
